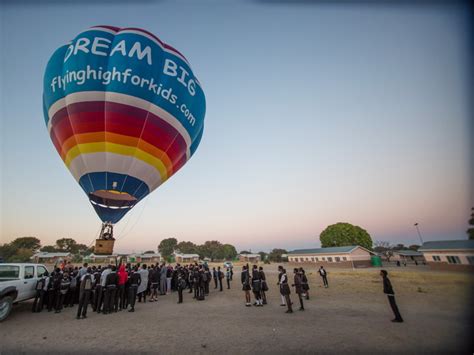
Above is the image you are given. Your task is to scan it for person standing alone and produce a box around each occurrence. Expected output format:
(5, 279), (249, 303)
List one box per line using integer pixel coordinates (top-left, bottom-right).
(380, 270), (403, 322)
(318, 266), (328, 288)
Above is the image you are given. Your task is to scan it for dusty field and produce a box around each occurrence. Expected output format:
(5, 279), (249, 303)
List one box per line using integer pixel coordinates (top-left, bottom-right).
(1, 265), (473, 354)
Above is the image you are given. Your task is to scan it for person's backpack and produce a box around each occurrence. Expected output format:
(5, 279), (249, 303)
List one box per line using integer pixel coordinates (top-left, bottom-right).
(35, 278), (45, 291)
(202, 272), (208, 282)
(83, 274), (92, 291)
(60, 278), (70, 294)
(70, 275), (77, 288)
(46, 276), (54, 290)
(53, 273), (62, 289)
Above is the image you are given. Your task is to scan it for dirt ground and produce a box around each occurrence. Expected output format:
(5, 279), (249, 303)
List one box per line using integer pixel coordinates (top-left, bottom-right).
(1, 264), (473, 354)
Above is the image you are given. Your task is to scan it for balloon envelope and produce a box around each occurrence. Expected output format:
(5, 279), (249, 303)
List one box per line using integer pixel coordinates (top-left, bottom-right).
(43, 26), (206, 223)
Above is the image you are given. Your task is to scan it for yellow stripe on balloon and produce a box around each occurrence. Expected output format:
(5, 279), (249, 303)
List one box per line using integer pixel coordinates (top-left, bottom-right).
(64, 142), (169, 181)
(61, 132), (174, 175)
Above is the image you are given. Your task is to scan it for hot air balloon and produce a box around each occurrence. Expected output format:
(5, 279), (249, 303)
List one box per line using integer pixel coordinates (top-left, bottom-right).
(43, 26), (206, 254)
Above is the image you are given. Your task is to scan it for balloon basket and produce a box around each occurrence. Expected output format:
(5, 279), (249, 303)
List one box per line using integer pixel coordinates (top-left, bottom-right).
(94, 222), (115, 255)
(94, 239), (115, 255)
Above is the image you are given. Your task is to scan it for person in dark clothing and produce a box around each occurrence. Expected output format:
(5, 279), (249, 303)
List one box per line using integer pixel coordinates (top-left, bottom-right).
(128, 267), (141, 312)
(198, 268), (206, 300)
(277, 265), (286, 307)
(300, 268), (310, 300)
(318, 266), (328, 288)
(55, 272), (71, 313)
(251, 265), (262, 306)
(177, 268), (186, 304)
(226, 267), (231, 289)
(292, 268), (304, 311)
(48, 269), (61, 312)
(203, 267), (210, 296)
(217, 267), (224, 292)
(77, 267), (94, 319)
(149, 266), (160, 302)
(32, 271), (49, 312)
(380, 270), (403, 322)
(212, 267), (218, 289)
(67, 270), (78, 307)
(279, 268), (293, 313)
(188, 266), (194, 294)
(241, 265), (252, 307)
(103, 266), (118, 314)
(259, 267), (268, 305)
(193, 268), (200, 299)
(97, 266), (111, 313)
(92, 268), (101, 311)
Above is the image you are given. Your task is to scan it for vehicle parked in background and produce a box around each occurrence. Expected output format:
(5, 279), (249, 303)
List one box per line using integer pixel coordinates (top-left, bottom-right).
(0, 263), (48, 321)
(223, 261), (233, 268)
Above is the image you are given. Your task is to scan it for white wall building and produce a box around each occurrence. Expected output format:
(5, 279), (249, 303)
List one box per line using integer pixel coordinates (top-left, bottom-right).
(419, 240), (474, 271)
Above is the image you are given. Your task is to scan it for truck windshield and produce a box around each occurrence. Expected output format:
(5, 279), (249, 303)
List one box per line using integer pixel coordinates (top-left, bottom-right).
(0, 265), (20, 280)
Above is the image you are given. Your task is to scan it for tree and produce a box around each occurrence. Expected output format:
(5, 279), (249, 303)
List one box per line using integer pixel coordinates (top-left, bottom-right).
(158, 238), (178, 260)
(373, 240), (390, 253)
(144, 250), (155, 254)
(258, 251), (268, 261)
(8, 248), (34, 262)
(392, 244), (406, 251)
(268, 248), (287, 262)
(55, 238), (78, 252)
(239, 250), (251, 255)
(319, 223), (373, 250)
(176, 241), (198, 254)
(199, 241), (224, 261)
(222, 244), (238, 260)
(0, 237), (41, 262)
(467, 207), (474, 240)
(0, 243), (15, 261)
(10, 237), (41, 252)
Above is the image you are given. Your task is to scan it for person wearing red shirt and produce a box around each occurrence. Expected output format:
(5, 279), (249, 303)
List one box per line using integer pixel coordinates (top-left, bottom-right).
(116, 264), (128, 311)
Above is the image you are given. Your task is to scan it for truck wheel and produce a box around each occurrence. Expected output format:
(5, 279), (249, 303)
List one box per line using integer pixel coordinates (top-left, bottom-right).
(0, 296), (13, 322)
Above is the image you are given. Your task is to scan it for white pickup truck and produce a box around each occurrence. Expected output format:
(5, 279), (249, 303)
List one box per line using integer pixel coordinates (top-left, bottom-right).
(0, 263), (49, 321)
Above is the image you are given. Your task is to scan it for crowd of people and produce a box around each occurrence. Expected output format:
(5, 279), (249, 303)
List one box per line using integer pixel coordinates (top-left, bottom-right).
(242, 265), (311, 313)
(31, 262), (234, 319)
(30, 261), (402, 322)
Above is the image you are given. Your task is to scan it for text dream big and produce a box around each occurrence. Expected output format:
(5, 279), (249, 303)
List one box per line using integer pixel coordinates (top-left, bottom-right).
(64, 36), (197, 96)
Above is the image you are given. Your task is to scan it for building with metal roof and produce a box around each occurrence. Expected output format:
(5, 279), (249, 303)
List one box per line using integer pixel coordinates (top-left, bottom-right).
(238, 253), (261, 263)
(31, 252), (72, 264)
(419, 240), (474, 271)
(288, 245), (375, 268)
(391, 250), (425, 264)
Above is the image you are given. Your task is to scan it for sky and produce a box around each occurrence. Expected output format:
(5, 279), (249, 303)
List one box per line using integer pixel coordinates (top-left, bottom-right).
(0, 0), (472, 253)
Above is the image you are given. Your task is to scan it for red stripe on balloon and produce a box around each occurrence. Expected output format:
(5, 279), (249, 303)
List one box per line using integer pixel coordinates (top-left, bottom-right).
(50, 101), (187, 168)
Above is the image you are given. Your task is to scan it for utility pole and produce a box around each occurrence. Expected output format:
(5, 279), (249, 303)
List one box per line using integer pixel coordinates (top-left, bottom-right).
(414, 223), (424, 245)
